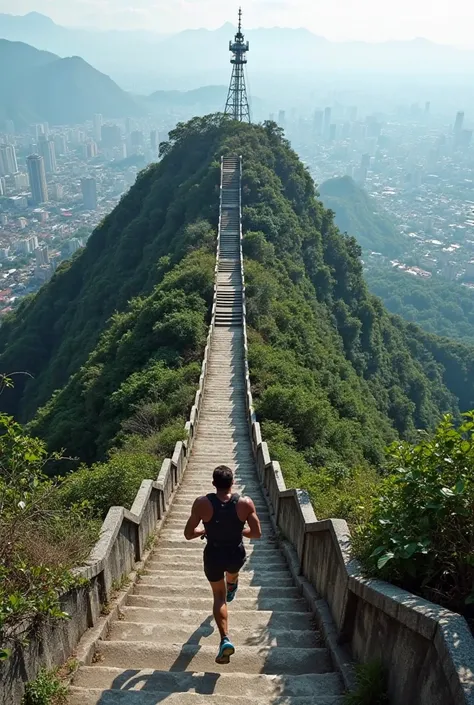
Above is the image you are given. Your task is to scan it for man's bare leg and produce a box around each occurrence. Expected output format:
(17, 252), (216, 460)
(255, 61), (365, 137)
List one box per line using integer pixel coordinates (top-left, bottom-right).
(210, 579), (235, 664)
(210, 579), (228, 639)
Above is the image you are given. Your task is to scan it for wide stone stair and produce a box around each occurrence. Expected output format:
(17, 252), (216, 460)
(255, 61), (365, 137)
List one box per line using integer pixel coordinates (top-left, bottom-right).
(68, 157), (344, 704)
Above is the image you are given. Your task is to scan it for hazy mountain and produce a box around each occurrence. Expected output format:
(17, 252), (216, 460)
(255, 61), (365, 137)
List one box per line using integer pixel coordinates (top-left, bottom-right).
(147, 85), (227, 109)
(0, 12), (471, 94)
(318, 176), (407, 257)
(0, 39), (142, 125)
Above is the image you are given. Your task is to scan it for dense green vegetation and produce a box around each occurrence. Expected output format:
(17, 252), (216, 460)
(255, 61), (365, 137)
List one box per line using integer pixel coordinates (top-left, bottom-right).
(234, 122), (474, 518)
(366, 264), (474, 344)
(2, 115), (474, 622)
(318, 176), (407, 256)
(0, 413), (96, 661)
(356, 414), (474, 623)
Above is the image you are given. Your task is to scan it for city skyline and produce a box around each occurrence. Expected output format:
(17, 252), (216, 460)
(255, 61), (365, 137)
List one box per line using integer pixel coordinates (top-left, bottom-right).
(1, 1), (474, 47)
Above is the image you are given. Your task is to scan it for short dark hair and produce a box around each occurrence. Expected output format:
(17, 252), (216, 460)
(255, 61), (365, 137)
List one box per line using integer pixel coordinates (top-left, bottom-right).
(213, 465), (234, 490)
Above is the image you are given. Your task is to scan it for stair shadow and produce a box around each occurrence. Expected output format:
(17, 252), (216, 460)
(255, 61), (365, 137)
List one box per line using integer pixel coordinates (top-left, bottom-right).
(96, 617), (221, 703)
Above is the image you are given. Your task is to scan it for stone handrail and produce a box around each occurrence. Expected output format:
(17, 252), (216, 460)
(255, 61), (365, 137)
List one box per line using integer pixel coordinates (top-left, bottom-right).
(238, 156), (474, 705)
(0, 159), (225, 705)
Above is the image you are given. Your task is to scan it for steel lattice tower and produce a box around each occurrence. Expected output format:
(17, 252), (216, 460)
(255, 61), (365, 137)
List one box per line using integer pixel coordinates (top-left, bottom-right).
(224, 8), (251, 122)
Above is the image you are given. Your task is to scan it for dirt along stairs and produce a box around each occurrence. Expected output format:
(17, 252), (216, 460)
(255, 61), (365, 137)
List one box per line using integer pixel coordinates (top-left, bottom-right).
(68, 157), (345, 704)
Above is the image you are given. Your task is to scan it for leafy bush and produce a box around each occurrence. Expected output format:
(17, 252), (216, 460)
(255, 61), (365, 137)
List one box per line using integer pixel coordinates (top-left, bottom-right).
(0, 414), (96, 659)
(356, 413), (474, 616)
(59, 449), (160, 519)
(22, 668), (68, 705)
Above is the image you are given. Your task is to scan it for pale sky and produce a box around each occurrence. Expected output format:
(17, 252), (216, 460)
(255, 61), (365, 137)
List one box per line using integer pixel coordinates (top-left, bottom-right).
(1, 0), (473, 46)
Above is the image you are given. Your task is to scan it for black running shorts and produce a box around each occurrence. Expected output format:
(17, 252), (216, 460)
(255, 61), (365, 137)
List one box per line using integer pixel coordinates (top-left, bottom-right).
(203, 542), (246, 583)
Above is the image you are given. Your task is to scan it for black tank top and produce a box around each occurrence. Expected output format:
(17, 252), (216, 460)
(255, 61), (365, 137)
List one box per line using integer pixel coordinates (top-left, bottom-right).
(204, 493), (245, 548)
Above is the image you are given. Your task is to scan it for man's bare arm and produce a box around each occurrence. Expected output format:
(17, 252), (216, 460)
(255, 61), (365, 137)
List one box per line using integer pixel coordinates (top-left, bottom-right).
(242, 498), (262, 539)
(184, 498), (207, 540)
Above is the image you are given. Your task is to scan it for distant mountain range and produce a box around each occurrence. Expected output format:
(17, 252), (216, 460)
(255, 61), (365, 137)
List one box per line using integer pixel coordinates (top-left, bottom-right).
(0, 38), (143, 125)
(0, 12), (472, 93)
(318, 176), (407, 257)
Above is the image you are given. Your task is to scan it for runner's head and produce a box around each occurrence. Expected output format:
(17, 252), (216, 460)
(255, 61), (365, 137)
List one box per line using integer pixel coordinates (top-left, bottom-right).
(213, 465), (234, 490)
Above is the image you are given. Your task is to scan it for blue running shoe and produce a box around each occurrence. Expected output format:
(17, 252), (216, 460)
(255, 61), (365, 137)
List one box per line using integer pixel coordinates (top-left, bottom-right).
(215, 637), (235, 665)
(226, 581), (239, 603)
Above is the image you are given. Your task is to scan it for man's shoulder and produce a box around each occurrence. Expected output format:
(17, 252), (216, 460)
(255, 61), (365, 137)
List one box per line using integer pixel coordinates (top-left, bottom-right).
(237, 495), (256, 509)
(194, 494), (212, 506)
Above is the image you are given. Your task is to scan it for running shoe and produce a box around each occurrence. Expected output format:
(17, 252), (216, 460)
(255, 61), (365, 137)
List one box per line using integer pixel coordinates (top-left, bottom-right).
(215, 637), (235, 664)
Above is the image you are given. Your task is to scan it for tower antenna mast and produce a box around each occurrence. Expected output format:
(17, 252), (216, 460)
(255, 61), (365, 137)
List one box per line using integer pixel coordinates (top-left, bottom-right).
(224, 8), (251, 122)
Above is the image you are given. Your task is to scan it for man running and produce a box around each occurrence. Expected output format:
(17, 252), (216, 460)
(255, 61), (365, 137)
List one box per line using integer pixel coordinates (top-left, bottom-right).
(184, 465), (262, 664)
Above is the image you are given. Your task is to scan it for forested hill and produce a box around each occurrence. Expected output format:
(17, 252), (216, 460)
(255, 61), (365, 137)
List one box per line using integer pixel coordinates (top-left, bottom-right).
(1, 117), (474, 471)
(318, 175), (407, 257)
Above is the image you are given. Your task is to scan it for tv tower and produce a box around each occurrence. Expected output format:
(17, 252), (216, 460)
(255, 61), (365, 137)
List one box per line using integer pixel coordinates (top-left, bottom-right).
(224, 8), (251, 122)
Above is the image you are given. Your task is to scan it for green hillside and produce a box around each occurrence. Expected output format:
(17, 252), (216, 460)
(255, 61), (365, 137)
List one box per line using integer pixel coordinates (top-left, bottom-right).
(1, 116), (474, 478)
(366, 264), (474, 344)
(318, 175), (407, 256)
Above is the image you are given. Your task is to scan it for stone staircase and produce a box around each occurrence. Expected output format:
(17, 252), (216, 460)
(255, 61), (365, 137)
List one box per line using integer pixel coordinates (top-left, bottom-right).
(68, 157), (344, 705)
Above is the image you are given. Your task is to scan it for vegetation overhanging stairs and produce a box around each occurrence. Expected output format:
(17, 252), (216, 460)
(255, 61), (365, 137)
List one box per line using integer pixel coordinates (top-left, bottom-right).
(67, 156), (345, 704)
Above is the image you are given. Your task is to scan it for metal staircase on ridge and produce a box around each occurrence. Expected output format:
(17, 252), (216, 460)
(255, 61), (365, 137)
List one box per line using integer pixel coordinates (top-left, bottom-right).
(67, 157), (344, 705)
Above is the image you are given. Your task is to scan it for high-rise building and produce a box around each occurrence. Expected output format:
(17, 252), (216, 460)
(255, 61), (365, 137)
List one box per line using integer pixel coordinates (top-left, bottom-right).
(81, 177), (97, 210)
(313, 110), (323, 135)
(27, 155), (49, 204)
(0, 144), (18, 175)
(278, 110), (286, 128)
(83, 141), (98, 159)
(93, 113), (103, 142)
(323, 107), (332, 137)
(4, 120), (14, 135)
(39, 137), (57, 174)
(30, 124), (42, 140)
(425, 101), (431, 114)
(54, 134), (68, 156)
(35, 246), (50, 267)
(125, 117), (134, 135)
(454, 111), (465, 134)
(49, 183), (64, 201)
(102, 124), (122, 149)
(329, 124), (337, 141)
(13, 173), (29, 191)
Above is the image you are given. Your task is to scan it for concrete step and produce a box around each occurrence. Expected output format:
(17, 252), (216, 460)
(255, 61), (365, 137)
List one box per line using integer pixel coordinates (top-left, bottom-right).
(95, 642), (331, 674)
(154, 536), (274, 547)
(128, 592), (307, 613)
(118, 607), (313, 630)
(153, 541), (279, 554)
(108, 622), (320, 648)
(71, 670), (343, 700)
(139, 573), (295, 588)
(68, 689), (344, 705)
(144, 554), (286, 570)
(133, 583), (300, 600)
(126, 594), (308, 613)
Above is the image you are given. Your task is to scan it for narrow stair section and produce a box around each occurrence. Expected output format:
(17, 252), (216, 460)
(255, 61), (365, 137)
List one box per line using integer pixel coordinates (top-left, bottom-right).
(69, 157), (344, 705)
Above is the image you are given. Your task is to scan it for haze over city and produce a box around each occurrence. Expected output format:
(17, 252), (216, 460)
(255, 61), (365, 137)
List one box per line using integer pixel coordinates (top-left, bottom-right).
(1, 0), (474, 45)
